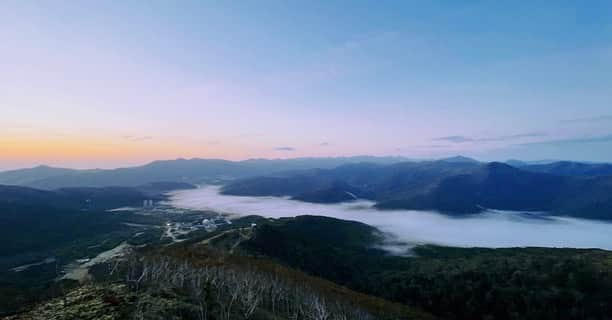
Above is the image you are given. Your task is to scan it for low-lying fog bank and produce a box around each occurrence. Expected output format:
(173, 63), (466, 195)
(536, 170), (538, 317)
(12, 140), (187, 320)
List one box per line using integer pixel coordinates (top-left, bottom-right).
(168, 186), (612, 250)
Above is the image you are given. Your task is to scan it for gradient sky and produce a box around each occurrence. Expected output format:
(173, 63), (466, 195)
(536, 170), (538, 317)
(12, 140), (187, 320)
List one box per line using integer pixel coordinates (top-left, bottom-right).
(2, 1), (612, 169)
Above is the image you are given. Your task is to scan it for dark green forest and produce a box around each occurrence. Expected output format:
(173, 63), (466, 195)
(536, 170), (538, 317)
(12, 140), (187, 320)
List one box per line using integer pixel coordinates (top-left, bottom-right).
(243, 216), (612, 320)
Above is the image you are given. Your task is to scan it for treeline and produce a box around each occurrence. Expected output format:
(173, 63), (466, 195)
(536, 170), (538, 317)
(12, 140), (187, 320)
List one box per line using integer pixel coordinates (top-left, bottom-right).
(366, 247), (612, 320)
(242, 216), (612, 320)
(120, 254), (377, 320)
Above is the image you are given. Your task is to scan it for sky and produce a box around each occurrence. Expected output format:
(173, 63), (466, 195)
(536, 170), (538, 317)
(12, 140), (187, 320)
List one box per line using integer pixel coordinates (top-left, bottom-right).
(1, 1), (612, 169)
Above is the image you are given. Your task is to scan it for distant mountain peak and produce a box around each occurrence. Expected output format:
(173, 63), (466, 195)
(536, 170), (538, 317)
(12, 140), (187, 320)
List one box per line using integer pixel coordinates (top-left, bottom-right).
(505, 159), (527, 167)
(439, 156), (480, 164)
(486, 161), (518, 172)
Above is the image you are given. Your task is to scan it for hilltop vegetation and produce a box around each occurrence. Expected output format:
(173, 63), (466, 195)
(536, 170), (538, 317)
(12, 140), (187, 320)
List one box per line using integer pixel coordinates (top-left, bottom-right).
(5, 216), (434, 320)
(519, 161), (612, 177)
(3, 157), (612, 319)
(0, 182), (195, 210)
(0, 183), (174, 264)
(4, 213), (612, 320)
(0, 184), (179, 315)
(241, 216), (612, 320)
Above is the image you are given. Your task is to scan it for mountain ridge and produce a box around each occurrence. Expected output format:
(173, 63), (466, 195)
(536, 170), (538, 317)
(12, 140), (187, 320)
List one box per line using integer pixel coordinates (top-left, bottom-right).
(0, 156), (413, 189)
(223, 161), (612, 220)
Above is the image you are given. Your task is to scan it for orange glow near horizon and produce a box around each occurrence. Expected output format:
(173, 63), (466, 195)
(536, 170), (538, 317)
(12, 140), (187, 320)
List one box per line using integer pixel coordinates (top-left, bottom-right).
(0, 134), (252, 169)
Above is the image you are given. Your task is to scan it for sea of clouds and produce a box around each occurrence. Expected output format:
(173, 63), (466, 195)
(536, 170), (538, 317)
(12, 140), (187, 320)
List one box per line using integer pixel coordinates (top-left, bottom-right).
(168, 186), (612, 250)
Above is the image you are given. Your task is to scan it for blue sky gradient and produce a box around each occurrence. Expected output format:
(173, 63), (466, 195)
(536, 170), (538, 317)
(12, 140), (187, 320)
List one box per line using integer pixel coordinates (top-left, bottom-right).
(1, 1), (611, 168)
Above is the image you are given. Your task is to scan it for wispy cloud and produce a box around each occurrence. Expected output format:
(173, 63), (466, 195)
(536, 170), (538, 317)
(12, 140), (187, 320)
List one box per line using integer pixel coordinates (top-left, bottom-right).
(490, 132), (547, 141)
(123, 135), (153, 141)
(433, 132), (546, 144)
(319, 142), (330, 147)
(414, 144), (452, 149)
(560, 115), (612, 123)
(229, 133), (264, 139)
(274, 147), (295, 151)
(516, 134), (612, 146)
(433, 136), (473, 143)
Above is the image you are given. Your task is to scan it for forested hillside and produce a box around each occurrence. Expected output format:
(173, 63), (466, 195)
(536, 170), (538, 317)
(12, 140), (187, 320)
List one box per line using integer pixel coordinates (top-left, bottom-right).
(242, 216), (612, 320)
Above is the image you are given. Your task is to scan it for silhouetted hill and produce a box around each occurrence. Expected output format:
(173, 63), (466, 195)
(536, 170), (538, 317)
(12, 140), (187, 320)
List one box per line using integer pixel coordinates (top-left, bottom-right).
(378, 163), (612, 220)
(222, 160), (480, 201)
(225, 161), (612, 220)
(438, 155), (480, 164)
(0, 203), (123, 257)
(521, 161), (612, 177)
(0, 166), (81, 186)
(132, 181), (197, 196)
(243, 216), (386, 284)
(292, 181), (366, 203)
(0, 182), (194, 211)
(0, 185), (137, 210)
(377, 162), (567, 212)
(505, 159), (528, 167)
(0, 185), (69, 207)
(248, 215), (382, 250)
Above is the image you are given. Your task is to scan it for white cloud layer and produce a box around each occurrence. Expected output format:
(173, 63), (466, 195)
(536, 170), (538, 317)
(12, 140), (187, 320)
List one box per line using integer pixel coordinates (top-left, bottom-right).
(169, 186), (612, 250)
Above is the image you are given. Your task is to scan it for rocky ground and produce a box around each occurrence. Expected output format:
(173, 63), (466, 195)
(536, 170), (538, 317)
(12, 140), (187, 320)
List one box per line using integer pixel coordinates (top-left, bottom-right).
(4, 284), (130, 320)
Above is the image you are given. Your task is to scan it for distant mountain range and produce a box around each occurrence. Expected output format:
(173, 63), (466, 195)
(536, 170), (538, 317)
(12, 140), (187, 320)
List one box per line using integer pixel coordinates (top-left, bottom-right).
(2, 156), (612, 318)
(223, 158), (612, 220)
(516, 161), (612, 177)
(3, 156), (612, 220)
(0, 156), (411, 189)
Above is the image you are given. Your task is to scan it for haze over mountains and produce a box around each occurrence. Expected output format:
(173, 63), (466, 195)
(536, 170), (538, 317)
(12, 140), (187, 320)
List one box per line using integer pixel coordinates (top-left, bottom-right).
(222, 158), (612, 220)
(3, 155), (612, 318)
(516, 161), (612, 177)
(2, 156), (612, 221)
(170, 185), (612, 250)
(5, 1), (612, 318)
(0, 156), (410, 189)
(3, 155), (611, 188)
